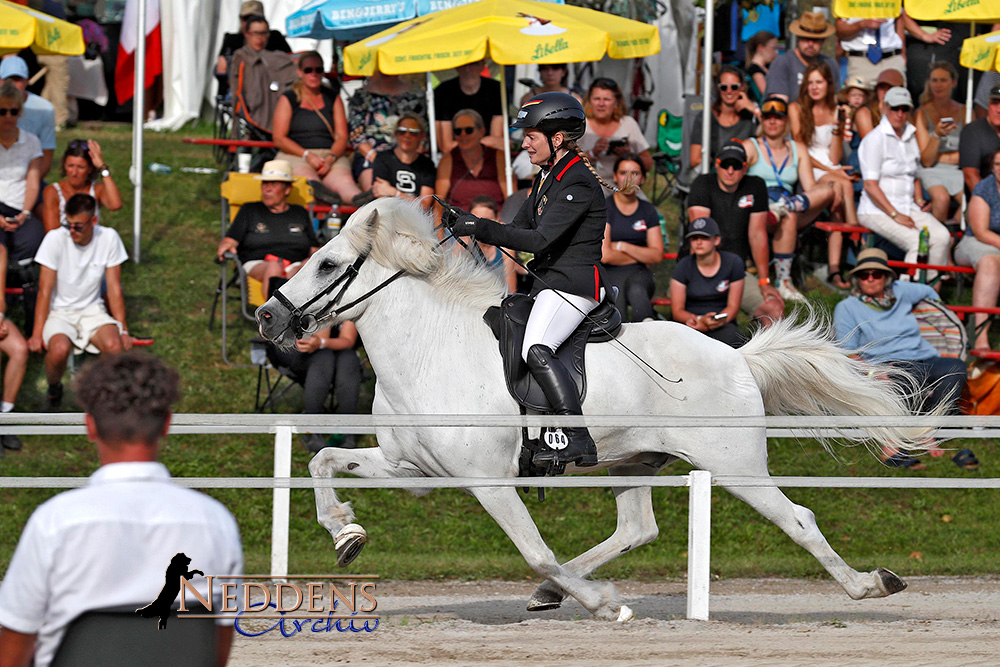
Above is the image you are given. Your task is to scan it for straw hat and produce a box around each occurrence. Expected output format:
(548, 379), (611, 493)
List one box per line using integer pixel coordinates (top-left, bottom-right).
(789, 11), (835, 40)
(255, 160), (295, 182)
(847, 248), (897, 279)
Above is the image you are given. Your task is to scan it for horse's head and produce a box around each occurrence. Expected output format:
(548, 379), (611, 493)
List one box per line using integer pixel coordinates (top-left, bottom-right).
(256, 198), (441, 344)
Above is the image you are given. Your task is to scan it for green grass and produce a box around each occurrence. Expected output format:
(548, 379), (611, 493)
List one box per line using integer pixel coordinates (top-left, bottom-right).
(1, 125), (996, 582)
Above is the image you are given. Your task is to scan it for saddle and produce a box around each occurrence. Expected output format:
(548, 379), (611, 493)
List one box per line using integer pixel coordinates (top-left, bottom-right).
(483, 289), (622, 412)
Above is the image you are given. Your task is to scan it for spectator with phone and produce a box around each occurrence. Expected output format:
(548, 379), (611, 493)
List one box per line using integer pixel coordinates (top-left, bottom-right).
(689, 65), (759, 171)
(0, 81), (45, 263)
(670, 216), (745, 347)
(914, 62), (965, 225)
(576, 78), (652, 186)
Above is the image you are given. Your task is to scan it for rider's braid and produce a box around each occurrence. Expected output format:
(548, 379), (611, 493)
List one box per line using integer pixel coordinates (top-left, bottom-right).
(567, 141), (625, 193)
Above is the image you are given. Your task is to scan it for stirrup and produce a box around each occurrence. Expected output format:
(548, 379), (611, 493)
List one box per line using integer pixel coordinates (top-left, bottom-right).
(532, 428), (598, 468)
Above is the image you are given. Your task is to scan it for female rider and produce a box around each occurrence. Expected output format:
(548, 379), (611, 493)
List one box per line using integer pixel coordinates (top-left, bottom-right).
(447, 92), (609, 469)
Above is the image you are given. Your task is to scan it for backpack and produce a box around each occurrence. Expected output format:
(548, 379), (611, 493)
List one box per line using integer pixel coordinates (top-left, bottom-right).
(963, 360), (1000, 415)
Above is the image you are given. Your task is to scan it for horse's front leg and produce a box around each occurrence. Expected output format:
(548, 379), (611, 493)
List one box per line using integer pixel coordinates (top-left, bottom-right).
(471, 486), (633, 621)
(309, 446), (422, 566)
(528, 463), (660, 612)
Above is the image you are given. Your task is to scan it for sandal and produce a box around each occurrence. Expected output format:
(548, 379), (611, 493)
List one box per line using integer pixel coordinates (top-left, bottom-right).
(827, 268), (851, 290)
(884, 452), (927, 471)
(952, 448), (980, 470)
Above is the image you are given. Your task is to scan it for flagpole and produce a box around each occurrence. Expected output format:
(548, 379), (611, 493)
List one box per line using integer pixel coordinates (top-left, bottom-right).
(132, 0), (146, 263)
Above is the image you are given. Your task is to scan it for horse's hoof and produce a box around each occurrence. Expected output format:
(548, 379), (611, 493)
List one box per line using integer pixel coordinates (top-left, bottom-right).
(616, 605), (635, 623)
(335, 523), (367, 567)
(526, 588), (563, 612)
(876, 567), (907, 596)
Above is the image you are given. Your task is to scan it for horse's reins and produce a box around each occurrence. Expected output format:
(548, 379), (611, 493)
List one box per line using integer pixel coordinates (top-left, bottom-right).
(431, 195), (681, 388)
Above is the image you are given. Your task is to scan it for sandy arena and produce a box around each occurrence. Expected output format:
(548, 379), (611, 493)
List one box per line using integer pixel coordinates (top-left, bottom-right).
(229, 576), (1000, 665)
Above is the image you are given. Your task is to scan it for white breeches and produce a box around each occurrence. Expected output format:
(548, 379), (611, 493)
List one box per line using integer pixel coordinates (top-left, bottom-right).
(522, 289), (600, 361)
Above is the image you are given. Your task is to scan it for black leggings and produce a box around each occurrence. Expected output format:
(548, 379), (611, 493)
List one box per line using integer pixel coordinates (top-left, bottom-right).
(0, 201), (44, 263)
(603, 263), (655, 322)
(267, 347), (362, 415)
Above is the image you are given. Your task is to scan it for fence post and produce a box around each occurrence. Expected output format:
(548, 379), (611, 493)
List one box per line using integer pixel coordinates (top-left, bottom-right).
(271, 425), (292, 578)
(687, 469), (711, 620)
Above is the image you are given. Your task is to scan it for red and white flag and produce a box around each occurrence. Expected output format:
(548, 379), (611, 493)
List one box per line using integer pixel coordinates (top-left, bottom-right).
(114, 0), (162, 103)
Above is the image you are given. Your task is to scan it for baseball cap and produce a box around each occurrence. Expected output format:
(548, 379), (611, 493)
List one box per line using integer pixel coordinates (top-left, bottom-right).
(989, 85), (1000, 101)
(716, 141), (747, 166)
(0, 56), (29, 80)
(686, 217), (721, 238)
(240, 0), (265, 18)
(875, 69), (904, 89)
(884, 87), (913, 108)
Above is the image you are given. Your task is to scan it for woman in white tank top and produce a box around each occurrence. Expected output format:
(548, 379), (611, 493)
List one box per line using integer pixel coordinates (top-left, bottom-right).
(41, 139), (122, 232)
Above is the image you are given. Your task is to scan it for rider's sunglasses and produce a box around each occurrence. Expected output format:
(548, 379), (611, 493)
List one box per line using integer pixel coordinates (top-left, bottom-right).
(301, 66), (323, 74)
(718, 83), (741, 92)
(856, 269), (887, 281)
(453, 126), (477, 135)
(396, 127), (422, 135)
(0, 108), (20, 117)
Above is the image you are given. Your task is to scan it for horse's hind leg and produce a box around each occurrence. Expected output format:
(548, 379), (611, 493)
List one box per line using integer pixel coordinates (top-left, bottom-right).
(472, 485), (634, 621)
(717, 466), (904, 600)
(309, 446), (422, 567)
(528, 463), (659, 612)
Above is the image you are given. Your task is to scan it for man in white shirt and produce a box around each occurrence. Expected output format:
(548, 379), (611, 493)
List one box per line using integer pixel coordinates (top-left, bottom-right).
(857, 87), (951, 278)
(0, 353), (243, 667)
(27, 193), (132, 409)
(836, 17), (906, 85)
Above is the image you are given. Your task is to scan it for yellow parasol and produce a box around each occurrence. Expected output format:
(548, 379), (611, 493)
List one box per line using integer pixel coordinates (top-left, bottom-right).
(905, 0), (1000, 22)
(832, 0), (901, 20)
(343, 0), (659, 76)
(0, 0), (85, 56)
(960, 29), (1000, 71)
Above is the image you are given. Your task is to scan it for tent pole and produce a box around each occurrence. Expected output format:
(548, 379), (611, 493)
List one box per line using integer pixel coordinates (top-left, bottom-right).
(700, 4), (713, 175)
(426, 72), (439, 163)
(500, 66), (513, 195)
(962, 22), (977, 230)
(132, 0), (146, 264)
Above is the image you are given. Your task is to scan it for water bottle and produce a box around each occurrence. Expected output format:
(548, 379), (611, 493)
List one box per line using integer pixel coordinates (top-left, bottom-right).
(657, 212), (669, 251)
(147, 162), (172, 174)
(917, 225), (930, 283)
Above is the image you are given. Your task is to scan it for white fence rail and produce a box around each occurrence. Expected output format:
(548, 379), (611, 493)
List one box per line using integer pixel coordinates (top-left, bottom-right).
(3, 413), (1000, 621)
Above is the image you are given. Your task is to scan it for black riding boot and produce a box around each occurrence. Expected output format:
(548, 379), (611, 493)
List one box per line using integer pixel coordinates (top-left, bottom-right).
(525, 344), (598, 468)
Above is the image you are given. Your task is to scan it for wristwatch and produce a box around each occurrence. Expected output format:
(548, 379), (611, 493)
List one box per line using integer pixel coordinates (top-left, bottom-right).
(889, 210), (898, 219)
(99, 164), (111, 178)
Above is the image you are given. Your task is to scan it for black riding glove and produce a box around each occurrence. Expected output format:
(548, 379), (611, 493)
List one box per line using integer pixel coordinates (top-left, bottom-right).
(450, 212), (480, 237)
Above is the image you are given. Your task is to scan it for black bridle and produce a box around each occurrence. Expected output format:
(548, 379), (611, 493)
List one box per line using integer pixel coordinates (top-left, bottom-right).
(269, 249), (406, 340)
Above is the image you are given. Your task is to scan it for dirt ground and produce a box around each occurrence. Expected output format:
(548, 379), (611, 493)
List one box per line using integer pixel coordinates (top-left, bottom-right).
(229, 576), (1000, 665)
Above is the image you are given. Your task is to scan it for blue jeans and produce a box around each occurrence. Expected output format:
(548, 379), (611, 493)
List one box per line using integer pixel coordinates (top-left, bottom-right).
(891, 357), (967, 415)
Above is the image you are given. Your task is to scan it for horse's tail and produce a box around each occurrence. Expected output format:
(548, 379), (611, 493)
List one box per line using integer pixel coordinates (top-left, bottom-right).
(738, 308), (937, 454)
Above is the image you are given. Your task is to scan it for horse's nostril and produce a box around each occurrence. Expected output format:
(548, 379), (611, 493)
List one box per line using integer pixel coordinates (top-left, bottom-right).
(261, 311), (271, 320)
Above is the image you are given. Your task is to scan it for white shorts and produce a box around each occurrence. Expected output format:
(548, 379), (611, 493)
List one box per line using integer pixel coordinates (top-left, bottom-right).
(43, 303), (121, 353)
(242, 259), (304, 275)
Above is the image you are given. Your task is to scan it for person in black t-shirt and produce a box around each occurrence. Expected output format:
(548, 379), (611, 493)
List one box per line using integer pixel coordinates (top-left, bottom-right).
(600, 155), (663, 321)
(434, 61), (504, 152)
(670, 217), (746, 347)
(372, 113), (436, 207)
(215, 2), (291, 98)
(686, 141), (784, 323)
(216, 160), (320, 299)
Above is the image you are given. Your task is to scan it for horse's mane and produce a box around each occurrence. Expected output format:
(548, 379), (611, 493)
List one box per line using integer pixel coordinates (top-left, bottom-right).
(343, 197), (508, 311)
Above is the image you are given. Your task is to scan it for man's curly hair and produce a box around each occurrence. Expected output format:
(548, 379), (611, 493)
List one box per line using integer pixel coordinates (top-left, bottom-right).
(75, 352), (181, 446)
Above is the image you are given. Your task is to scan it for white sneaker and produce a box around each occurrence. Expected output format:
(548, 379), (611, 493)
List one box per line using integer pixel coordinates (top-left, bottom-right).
(777, 279), (806, 302)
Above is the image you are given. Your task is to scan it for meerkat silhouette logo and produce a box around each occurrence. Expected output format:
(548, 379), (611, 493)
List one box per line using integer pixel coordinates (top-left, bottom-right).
(135, 553), (204, 629)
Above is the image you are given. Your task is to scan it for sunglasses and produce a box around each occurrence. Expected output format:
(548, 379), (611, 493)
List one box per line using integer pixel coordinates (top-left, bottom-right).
(64, 222), (89, 231)
(538, 64), (563, 71)
(718, 83), (741, 92)
(761, 100), (787, 115)
(717, 159), (744, 171)
(855, 269), (887, 281)
(396, 127), (422, 135)
(301, 66), (323, 74)
(591, 77), (620, 92)
(453, 126), (477, 135)
(68, 139), (90, 150)
(889, 105), (912, 113)
(0, 108), (20, 117)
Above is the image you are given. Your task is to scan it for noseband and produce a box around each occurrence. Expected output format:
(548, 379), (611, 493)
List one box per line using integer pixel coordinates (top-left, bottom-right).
(270, 249), (405, 339)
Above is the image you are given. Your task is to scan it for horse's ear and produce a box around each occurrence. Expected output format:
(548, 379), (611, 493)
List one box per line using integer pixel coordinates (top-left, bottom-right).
(360, 208), (379, 234)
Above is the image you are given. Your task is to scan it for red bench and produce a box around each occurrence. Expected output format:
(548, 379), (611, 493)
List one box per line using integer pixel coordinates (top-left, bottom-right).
(182, 137), (276, 150)
(814, 221), (870, 242)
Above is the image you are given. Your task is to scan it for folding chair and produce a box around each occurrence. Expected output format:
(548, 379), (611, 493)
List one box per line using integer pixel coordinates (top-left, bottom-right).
(210, 172), (314, 365)
(50, 604), (215, 667)
(649, 108), (684, 206)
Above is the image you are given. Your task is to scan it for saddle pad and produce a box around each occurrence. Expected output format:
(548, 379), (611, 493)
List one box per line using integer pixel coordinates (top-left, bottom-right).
(484, 292), (622, 412)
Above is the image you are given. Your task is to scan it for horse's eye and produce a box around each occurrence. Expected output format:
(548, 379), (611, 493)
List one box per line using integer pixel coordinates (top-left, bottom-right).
(318, 258), (337, 273)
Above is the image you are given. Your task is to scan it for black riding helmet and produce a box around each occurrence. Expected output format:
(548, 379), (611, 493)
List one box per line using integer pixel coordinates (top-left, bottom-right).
(511, 91), (586, 167)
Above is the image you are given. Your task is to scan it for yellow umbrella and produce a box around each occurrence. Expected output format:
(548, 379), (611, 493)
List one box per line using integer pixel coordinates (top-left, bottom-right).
(833, 0), (900, 20)
(343, 0), (660, 76)
(960, 29), (1000, 71)
(0, 0), (85, 56)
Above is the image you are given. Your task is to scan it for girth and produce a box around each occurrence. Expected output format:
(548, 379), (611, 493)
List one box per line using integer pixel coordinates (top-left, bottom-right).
(483, 290), (622, 412)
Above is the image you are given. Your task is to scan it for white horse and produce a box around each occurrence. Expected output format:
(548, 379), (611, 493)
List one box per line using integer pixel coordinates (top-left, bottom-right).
(257, 198), (929, 622)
